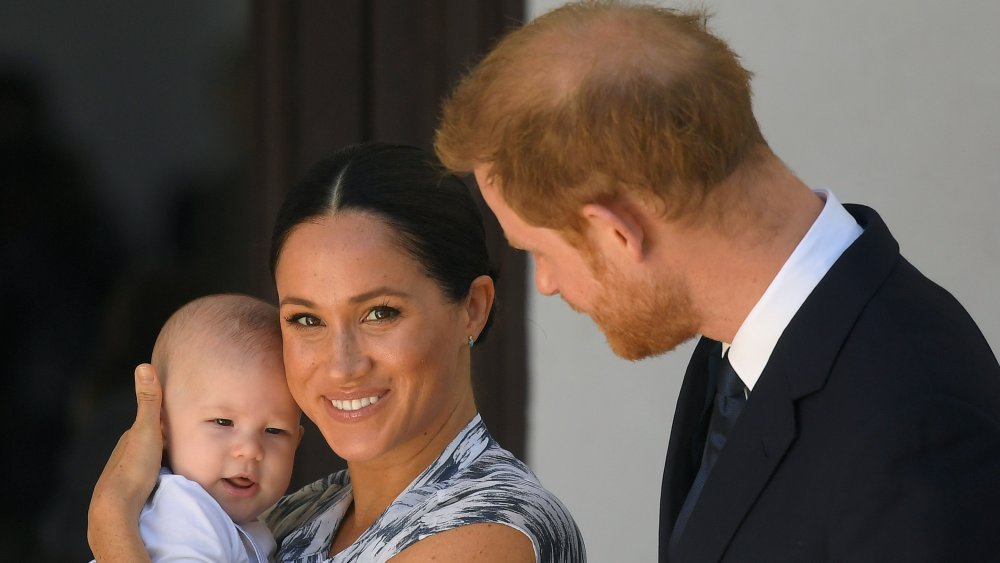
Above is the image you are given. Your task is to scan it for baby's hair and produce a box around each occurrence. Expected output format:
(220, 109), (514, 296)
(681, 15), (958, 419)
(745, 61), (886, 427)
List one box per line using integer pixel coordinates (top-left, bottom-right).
(151, 293), (281, 384)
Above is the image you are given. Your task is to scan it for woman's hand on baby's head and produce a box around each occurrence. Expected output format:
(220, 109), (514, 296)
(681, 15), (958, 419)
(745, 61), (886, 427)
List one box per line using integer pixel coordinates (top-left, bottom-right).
(100, 363), (164, 507)
(87, 364), (164, 562)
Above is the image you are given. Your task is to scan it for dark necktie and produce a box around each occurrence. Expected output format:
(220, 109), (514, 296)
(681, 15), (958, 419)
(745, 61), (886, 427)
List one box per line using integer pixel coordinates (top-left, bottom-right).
(669, 347), (748, 551)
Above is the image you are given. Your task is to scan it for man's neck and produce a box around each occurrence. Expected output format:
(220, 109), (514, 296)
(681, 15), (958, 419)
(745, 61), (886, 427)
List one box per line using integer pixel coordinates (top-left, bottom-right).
(669, 160), (824, 343)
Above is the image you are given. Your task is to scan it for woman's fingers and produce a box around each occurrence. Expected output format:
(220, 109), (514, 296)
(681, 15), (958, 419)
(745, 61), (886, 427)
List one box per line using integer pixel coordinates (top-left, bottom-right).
(132, 363), (164, 443)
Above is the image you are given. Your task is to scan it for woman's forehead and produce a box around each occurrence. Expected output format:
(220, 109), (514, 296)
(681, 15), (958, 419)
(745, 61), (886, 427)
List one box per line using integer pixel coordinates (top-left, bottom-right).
(274, 212), (440, 302)
(282, 212), (403, 261)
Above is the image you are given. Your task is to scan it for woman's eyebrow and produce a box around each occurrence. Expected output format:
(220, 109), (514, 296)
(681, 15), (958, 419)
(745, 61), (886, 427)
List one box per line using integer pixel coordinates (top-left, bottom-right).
(278, 288), (412, 308)
(348, 287), (411, 304)
(279, 296), (315, 308)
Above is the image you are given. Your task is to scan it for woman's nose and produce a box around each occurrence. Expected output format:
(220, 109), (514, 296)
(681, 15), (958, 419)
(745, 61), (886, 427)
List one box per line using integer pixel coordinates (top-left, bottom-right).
(326, 331), (372, 380)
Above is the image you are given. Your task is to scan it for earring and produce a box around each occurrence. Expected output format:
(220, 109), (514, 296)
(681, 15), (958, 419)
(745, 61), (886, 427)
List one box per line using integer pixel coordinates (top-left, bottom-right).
(468, 336), (475, 349)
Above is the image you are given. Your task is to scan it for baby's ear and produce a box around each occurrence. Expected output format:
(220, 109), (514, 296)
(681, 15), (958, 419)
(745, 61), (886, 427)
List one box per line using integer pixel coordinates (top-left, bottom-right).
(295, 425), (305, 447)
(158, 410), (169, 468)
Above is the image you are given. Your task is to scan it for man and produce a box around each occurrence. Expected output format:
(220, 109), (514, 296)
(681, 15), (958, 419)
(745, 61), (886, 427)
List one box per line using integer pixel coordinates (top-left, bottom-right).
(435, 2), (1000, 562)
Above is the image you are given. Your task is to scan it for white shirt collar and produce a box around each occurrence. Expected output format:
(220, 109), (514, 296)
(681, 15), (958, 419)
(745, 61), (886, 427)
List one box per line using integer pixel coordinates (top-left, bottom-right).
(726, 189), (863, 390)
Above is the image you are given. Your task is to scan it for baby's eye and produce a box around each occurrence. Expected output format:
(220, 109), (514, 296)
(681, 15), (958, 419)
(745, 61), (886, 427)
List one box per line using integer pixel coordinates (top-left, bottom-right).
(213, 418), (233, 427)
(364, 306), (400, 323)
(265, 427), (287, 435)
(286, 313), (321, 327)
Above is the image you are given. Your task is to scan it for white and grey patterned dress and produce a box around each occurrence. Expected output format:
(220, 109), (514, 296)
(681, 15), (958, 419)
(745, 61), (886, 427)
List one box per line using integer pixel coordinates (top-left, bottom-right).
(264, 414), (586, 562)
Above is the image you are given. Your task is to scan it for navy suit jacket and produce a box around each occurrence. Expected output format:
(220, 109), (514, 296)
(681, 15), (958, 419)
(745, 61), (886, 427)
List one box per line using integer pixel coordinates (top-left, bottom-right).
(659, 205), (1000, 562)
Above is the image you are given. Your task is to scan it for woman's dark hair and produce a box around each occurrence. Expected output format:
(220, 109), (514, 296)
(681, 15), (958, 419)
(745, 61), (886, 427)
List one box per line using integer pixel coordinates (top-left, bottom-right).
(270, 142), (496, 341)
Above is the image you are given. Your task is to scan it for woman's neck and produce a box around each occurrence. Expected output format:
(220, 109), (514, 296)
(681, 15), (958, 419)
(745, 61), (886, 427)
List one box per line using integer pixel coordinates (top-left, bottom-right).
(331, 398), (478, 553)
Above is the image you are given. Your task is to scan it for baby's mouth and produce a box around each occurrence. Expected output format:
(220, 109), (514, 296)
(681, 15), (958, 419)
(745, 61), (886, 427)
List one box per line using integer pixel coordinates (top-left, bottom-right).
(224, 476), (255, 489)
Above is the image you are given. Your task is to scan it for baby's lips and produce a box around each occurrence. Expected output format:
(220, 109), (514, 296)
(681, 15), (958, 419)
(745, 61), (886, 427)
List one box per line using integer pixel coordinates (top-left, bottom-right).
(225, 475), (256, 488)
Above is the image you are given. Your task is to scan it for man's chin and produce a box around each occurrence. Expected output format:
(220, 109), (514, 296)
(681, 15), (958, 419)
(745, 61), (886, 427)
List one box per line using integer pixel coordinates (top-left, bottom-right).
(606, 338), (690, 362)
(601, 325), (696, 361)
(563, 297), (586, 315)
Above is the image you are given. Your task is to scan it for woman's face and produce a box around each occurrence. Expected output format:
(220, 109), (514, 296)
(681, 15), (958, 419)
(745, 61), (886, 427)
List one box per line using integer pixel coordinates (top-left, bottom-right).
(274, 211), (477, 467)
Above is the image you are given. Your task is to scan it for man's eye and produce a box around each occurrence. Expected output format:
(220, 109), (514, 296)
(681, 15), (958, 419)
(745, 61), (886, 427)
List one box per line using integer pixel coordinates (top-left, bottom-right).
(265, 427), (287, 435)
(364, 306), (399, 322)
(213, 418), (233, 427)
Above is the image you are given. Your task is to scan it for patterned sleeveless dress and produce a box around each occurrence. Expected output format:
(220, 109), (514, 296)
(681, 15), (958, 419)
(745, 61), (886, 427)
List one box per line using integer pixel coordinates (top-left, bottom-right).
(264, 414), (586, 562)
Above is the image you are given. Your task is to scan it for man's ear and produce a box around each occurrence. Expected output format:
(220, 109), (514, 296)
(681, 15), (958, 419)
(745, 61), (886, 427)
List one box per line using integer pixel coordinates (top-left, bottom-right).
(581, 201), (646, 262)
(463, 274), (496, 341)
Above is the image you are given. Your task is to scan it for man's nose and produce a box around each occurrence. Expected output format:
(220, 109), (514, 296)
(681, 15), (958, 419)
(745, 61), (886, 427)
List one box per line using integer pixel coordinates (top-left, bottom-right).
(534, 256), (558, 296)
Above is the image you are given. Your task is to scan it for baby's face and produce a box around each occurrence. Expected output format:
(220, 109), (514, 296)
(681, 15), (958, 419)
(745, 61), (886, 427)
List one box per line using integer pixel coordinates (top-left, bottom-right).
(163, 344), (302, 524)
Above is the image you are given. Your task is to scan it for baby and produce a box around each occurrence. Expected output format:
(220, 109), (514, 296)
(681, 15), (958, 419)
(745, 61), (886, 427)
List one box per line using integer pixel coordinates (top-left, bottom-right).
(116, 294), (301, 562)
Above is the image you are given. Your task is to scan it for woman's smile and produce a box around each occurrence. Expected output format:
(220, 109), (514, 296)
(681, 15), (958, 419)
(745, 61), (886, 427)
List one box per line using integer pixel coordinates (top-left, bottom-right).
(324, 389), (390, 421)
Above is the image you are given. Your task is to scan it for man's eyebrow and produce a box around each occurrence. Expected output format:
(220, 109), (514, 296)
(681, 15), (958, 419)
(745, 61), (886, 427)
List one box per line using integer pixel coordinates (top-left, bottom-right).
(503, 236), (525, 250)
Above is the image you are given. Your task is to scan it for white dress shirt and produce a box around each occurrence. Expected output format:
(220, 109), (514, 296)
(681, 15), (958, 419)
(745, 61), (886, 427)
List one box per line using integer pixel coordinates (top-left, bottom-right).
(726, 189), (864, 391)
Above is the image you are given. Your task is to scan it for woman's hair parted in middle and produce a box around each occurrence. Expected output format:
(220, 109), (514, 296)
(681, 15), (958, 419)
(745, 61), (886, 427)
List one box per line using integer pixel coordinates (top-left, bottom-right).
(269, 142), (497, 341)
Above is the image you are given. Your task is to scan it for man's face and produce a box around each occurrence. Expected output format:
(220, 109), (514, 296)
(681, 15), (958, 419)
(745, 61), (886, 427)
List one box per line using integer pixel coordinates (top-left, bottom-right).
(475, 166), (601, 311)
(475, 165), (700, 360)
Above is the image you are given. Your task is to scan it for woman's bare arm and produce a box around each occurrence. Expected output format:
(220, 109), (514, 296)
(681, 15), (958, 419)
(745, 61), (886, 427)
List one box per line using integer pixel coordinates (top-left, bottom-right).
(87, 364), (163, 562)
(389, 523), (536, 563)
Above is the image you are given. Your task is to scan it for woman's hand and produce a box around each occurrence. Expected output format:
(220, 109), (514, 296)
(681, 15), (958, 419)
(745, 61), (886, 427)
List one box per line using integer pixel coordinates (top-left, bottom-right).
(87, 364), (163, 562)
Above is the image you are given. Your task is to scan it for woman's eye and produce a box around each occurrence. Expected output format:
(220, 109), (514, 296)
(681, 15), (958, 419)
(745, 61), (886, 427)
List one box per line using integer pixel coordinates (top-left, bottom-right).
(287, 313), (321, 327)
(213, 418), (233, 427)
(265, 427), (286, 435)
(364, 306), (399, 323)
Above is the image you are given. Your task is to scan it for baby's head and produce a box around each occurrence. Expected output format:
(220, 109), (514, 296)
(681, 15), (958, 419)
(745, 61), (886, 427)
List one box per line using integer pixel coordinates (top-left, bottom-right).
(152, 294), (302, 524)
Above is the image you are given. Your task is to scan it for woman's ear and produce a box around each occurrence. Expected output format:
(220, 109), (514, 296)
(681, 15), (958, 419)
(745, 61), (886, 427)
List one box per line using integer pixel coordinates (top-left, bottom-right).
(463, 275), (496, 341)
(581, 201), (647, 263)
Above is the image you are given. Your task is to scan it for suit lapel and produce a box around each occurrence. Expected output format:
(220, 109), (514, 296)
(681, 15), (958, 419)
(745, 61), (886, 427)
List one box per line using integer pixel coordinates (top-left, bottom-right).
(666, 205), (901, 562)
(660, 337), (716, 552)
(671, 356), (798, 562)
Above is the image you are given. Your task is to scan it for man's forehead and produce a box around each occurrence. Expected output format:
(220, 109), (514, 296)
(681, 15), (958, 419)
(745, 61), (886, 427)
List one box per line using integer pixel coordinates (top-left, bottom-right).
(470, 162), (545, 251)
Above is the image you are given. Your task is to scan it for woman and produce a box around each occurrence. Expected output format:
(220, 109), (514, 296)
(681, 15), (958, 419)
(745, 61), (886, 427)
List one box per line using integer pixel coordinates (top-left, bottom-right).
(89, 143), (586, 562)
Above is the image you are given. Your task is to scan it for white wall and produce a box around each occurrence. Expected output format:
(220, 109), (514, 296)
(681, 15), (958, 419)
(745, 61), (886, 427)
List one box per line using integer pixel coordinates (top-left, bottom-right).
(523, 1), (1000, 561)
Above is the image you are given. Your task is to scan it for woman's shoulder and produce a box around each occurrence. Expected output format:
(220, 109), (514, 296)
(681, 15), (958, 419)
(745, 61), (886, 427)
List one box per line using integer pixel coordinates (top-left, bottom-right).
(412, 440), (587, 561)
(473, 442), (576, 508)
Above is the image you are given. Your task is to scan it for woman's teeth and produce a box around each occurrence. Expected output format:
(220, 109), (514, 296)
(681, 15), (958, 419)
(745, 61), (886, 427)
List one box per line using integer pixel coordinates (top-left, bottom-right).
(331, 395), (379, 411)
